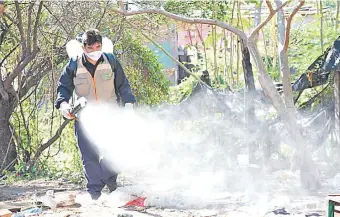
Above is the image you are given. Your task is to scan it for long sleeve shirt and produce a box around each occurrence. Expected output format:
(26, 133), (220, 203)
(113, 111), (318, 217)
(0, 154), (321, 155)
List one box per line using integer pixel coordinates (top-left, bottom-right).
(55, 53), (136, 109)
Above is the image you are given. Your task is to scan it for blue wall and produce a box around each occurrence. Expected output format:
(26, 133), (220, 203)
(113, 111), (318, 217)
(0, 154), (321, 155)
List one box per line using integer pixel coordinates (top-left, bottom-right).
(147, 42), (177, 69)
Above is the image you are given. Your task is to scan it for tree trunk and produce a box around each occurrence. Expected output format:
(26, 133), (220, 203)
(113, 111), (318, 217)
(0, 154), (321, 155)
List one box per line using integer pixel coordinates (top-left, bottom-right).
(272, 17), (277, 71)
(0, 99), (17, 172)
(274, 0), (320, 190)
(279, 51), (295, 123)
(275, 0), (286, 83)
(241, 39), (256, 163)
(247, 40), (320, 191)
(275, 0), (285, 47)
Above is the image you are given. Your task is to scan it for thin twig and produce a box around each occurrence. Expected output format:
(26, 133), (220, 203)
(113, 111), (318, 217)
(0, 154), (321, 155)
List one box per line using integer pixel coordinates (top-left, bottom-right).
(14, 1), (27, 56)
(299, 83), (330, 109)
(0, 44), (19, 67)
(26, 2), (34, 53)
(96, 1), (109, 29)
(250, 0), (288, 39)
(33, 1), (43, 51)
(26, 118), (72, 170)
(110, 8), (247, 41)
(283, 0), (305, 52)
(42, 3), (68, 34)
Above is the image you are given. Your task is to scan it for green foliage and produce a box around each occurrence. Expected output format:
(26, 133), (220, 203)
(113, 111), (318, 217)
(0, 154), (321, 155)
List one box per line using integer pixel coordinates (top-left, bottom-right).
(113, 31), (171, 106)
(289, 17), (338, 79)
(9, 85), (84, 182)
(3, 0), (340, 185)
(168, 75), (198, 104)
(165, 0), (232, 21)
(4, 20), (172, 183)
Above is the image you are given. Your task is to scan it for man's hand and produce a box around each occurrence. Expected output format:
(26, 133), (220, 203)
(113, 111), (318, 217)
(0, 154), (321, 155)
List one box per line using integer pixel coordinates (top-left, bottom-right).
(59, 102), (74, 119)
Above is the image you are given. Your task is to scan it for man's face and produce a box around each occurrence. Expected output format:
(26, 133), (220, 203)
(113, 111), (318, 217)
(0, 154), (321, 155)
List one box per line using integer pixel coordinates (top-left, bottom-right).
(83, 42), (102, 53)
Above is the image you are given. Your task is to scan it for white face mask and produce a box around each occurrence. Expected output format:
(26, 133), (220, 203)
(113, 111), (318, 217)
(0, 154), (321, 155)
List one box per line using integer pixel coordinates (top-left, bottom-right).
(85, 50), (103, 61)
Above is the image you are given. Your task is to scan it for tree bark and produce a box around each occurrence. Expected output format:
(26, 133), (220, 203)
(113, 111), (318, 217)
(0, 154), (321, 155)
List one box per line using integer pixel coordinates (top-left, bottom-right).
(279, 51), (295, 125)
(0, 98), (17, 171)
(241, 39), (256, 163)
(275, 0), (285, 43)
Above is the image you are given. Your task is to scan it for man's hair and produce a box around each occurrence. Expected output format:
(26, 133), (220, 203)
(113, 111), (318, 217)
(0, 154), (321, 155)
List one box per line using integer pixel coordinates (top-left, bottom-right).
(82, 29), (102, 46)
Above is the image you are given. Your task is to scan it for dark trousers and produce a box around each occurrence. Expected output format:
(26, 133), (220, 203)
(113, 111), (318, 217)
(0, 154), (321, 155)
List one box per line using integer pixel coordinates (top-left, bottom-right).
(74, 120), (118, 198)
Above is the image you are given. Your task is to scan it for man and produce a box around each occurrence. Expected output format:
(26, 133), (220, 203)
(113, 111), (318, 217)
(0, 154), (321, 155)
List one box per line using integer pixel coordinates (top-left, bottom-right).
(55, 29), (136, 200)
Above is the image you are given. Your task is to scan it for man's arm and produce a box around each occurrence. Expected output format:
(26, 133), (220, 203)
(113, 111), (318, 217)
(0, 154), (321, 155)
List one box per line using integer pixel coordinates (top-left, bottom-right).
(54, 59), (77, 109)
(106, 53), (136, 106)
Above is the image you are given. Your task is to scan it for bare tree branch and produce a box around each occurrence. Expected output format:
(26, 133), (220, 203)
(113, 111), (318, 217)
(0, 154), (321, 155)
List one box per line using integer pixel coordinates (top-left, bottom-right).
(1, 16), (20, 43)
(14, 1), (27, 56)
(110, 8), (247, 40)
(43, 4), (68, 34)
(20, 66), (49, 99)
(283, 0), (305, 52)
(26, 118), (72, 170)
(266, 0), (274, 12)
(26, 2), (34, 53)
(2, 12), (14, 24)
(0, 78), (8, 101)
(0, 22), (7, 48)
(112, 19), (125, 46)
(250, 0), (288, 39)
(33, 1), (43, 51)
(96, 1), (109, 29)
(19, 79), (40, 104)
(3, 49), (39, 89)
(0, 44), (19, 68)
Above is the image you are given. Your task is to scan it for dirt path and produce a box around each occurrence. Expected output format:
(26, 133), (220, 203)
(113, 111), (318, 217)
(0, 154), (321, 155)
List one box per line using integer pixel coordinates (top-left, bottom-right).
(0, 179), (222, 217)
(0, 173), (334, 217)
(0, 179), (81, 201)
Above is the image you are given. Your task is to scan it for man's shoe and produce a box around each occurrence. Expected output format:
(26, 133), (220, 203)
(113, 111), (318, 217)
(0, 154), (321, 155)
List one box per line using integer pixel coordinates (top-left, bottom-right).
(76, 192), (100, 206)
(107, 183), (118, 193)
(89, 191), (101, 200)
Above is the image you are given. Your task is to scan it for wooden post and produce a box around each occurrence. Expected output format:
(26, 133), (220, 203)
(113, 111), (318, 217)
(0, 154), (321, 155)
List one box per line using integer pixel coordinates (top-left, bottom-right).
(335, 71), (340, 143)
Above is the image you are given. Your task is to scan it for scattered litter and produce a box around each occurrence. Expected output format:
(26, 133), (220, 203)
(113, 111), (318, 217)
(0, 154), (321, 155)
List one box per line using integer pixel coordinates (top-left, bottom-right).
(117, 214), (133, 217)
(37, 190), (77, 208)
(119, 197), (147, 209)
(11, 207), (42, 217)
(0, 202), (33, 213)
(304, 212), (323, 217)
(64, 214), (81, 217)
(0, 209), (12, 217)
(37, 190), (57, 208)
(265, 207), (290, 216)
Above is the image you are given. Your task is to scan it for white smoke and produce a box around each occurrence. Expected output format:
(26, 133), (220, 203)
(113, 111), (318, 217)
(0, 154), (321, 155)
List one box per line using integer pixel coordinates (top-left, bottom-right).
(77, 101), (249, 208)
(75, 89), (329, 213)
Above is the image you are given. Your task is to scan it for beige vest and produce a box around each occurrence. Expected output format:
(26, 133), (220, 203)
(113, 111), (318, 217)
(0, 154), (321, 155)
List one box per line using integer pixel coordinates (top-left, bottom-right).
(73, 55), (117, 105)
